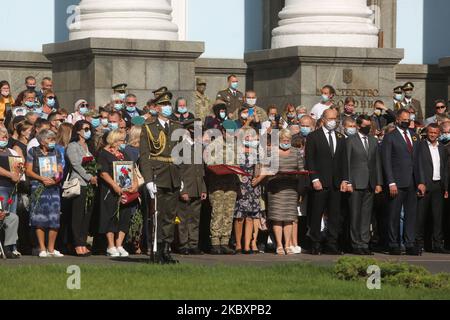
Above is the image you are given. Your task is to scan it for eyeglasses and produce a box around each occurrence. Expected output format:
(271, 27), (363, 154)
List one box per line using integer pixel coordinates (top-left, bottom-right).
(436, 106), (446, 109)
(80, 103), (88, 107)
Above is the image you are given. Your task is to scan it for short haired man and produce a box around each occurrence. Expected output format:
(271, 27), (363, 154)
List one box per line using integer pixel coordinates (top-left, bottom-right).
(216, 74), (244, 118)
(14, 76), (37, 107)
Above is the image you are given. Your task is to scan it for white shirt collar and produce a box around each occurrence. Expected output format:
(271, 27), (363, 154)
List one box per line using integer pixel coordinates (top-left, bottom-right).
(427, 139), (438, 148)
(358, 132), (368, 140)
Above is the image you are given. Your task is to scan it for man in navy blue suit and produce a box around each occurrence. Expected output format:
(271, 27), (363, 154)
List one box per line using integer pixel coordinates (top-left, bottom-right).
(381, 109), (426, 255)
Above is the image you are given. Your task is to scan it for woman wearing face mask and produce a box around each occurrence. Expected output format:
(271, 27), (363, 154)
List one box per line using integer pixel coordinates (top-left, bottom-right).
(233, 128), (263, 254)
(67, 99), (89, 125)
(26, 129), (64, 258)
(97, 130), (138, 258)
(66, 121), (98, 257)
(283, 103), (298, 126)
(171, 97), (194, 124)
(42, 90), (58, 117)
(205, 102), (228, 131)
(236, 107), (261, 130)
(0, 81), (14, 120)
(259, 129), (306, 255)
(0, 127), (22, 258)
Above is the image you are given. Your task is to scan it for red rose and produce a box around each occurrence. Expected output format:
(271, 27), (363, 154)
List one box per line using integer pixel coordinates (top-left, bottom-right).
(121, 168), (128, 175)
(0, 196), (4, 202)
(7, 198), (13, 205)
(82, 156), (94, 165)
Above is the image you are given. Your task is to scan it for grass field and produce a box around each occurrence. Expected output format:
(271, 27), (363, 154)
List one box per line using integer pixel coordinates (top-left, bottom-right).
(1, 262), (450, 300)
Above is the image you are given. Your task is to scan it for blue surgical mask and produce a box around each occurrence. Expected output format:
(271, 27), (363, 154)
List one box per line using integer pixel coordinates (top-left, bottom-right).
(84, 131), (92, 140)
(345, 128), (357, 136)
(24, 101), (35, 108)
(114, 104), (123, 111)
(178, 107), (188, 114)
(219, 111), (227, 120)
(230, 82), (239, 90)
(297, 114), (305, 120)
(109, 122), (119, 131)
(161, 105), (173, 118)
(47, 98), (55, 107)
(119, 144), (127, 151)
(91, 118), (100, 128)
(287, 113), (295, 119)
(47, 143), (56, 150)
(119, 93), (126, 100)
(34, 107), (43, 115)
(126, 106), (136, 113)
(280, 143), (291, 150)
(244, 141), (259, 148)
(0, 140), (8, 148)
(439, 133), (450, 143)
(79, 107), (88, 115)
(300, 127), (312, 137)
(101, 118), (109, 127)
(150, 109), (158, 116)
(395, 94), (404, 101)
(321, 95), (330, 103)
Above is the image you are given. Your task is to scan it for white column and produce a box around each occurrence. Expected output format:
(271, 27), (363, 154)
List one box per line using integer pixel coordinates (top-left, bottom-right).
(271, 0), (379, 49)
(69, 0), (179, 41)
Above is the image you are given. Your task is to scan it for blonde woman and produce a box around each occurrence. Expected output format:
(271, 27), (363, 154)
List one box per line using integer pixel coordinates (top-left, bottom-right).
(98, 130), (138, 257)
(123, 125), (141, 162)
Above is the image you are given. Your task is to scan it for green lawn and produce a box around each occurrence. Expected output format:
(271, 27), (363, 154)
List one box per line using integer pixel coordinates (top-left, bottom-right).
(1, 263), (450, 300)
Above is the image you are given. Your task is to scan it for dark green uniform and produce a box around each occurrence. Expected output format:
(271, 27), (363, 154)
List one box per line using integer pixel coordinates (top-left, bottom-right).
(140, 118), (182, 246)
(216, 88), (244, 117)
(178, 141), (207, 251)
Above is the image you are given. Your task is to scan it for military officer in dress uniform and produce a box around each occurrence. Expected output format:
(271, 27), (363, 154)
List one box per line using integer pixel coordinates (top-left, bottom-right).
(140, 91), (182, 264)
(112, 83), (128, 101)
(393, 86), (404, 111)
(401, 82), (424, 123)
(152, 87), (168, 100)
(216, 75), (244, 119)
(195, 78), (212, 122)
(177, 119), (208, 255)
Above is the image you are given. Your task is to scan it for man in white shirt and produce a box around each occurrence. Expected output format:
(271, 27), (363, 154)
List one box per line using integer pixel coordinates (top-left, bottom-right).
(416, 123), (449, 253)
(310, 85), (336, 121)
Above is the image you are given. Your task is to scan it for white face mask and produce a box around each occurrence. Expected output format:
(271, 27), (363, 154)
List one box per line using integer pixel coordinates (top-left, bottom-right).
(246, 98), (257, 106)
(325, 120), (337, 131)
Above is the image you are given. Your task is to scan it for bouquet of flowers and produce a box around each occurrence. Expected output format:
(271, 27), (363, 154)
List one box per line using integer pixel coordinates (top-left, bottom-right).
(82, 156), (100, 213)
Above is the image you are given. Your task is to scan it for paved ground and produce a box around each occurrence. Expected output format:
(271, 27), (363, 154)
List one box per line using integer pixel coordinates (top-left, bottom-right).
(2, 252), (450, 274)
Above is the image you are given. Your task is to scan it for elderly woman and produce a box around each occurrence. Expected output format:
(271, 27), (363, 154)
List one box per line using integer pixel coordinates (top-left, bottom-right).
(171, 97), (195, 124)
(0, 127), (22, 258)
(67, 99), (89, 124)
(26, 129), (64, 258)
(258, 129), (306, 255)
(66, 120), (97, 257)
(98, 130), (138, 257)
(296, 106), (308, 121)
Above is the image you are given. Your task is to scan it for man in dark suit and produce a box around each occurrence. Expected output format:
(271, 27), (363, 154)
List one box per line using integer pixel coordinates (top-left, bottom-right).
(416, 123), (449, 253)
(381, 109), (426, 255)
(178, 119), (208, 255)
(305, 108), (348, 255)
(140, 91), (182, 264)
(345, 115), (383, 255)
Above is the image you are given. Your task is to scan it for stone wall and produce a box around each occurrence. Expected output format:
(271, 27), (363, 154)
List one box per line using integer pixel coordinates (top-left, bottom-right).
(0, 51), (52, 100)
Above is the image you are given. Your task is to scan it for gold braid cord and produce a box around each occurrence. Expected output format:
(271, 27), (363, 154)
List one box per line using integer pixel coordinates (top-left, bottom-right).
(145, 125), (167, 157)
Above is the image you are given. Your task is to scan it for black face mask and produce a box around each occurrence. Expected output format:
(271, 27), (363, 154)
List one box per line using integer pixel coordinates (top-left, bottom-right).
(399, 121), (410, 130)
(359, 126), (371, 136)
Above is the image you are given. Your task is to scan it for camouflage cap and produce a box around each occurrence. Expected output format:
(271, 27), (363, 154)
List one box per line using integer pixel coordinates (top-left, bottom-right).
(196, 78), (207, 85)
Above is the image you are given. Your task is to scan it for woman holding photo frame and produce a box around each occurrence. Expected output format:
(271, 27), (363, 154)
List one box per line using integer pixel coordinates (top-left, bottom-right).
(25, 129), (63, 258)
(98, 129), (138, 258)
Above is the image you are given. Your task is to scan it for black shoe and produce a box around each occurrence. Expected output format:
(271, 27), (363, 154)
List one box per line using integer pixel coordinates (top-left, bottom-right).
(162, 243), (179, 264)
(179, 248), (190, 256)
(4, 249), (20, 259)
(242, 250), (253, 255)
(389, 247), (402, 255)
(310, 243), (321, 255)
(405, 246), (422, 256)
(234, 249), (242, 255)
(149, 246), (164, 264)
(432, 247), (450, 254)
(189, 248), (204, 255)
(323, 245), (343, 255)
(221, 246), (236, 255)
(352, 248), (366, 255)
(209, 245), (222, 255)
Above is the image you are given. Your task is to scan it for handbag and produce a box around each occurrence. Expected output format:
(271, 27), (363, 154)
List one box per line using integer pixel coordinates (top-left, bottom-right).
(122, 191), (140, 205)
(62, 171), (81, 199)
(135, 166), (145, 187)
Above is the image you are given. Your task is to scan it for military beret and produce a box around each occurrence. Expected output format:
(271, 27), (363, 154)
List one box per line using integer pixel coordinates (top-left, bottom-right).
(196, 78), (207, 85)
(152, 86), (168, 98)
(112, 83), (128, 92)
(131, 116), (146, 126)
(393, 86), (403, 94)
(402, 82), (415, 91)
(153, 91), (173, 106)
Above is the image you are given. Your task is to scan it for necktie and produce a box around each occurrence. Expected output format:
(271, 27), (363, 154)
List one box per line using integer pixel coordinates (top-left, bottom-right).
(328, 131), (335, 157)
(164, 121), (169, 134)
(403, 130), (413, 153)
(362, 136), (369, 155)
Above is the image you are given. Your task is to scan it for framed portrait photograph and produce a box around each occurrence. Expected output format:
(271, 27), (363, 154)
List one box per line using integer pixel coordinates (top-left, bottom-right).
(38, 155), (58, 178)
(113, 161), (134, 191)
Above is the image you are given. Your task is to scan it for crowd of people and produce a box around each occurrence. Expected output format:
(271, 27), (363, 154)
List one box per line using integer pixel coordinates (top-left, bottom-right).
(0, 74), (449, 262)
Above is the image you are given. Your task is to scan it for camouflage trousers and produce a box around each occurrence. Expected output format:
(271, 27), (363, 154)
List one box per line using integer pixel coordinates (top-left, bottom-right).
(209, 190), (237, 246)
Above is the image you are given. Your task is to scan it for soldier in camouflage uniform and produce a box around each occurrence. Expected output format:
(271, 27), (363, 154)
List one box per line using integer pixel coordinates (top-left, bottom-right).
(195, 78), (212, 122)
(204, 120), (240, 254)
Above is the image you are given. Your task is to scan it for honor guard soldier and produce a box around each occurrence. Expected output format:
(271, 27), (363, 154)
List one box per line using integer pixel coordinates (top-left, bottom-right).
(216, 74), (244, 119)
(195, 78), (212, 122)
(152, 86), (168, 100)
(140, 91), (182, 264)
(112, 83), (128, 101)
(393, 86), (404, 111)
(402, 82), (424, 123)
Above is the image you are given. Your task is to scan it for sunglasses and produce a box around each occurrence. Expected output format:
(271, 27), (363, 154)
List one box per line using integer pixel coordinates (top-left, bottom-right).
(81, 103), (89, 107)
(126, 102), (137, 106)
(436, 106), (446, 109)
